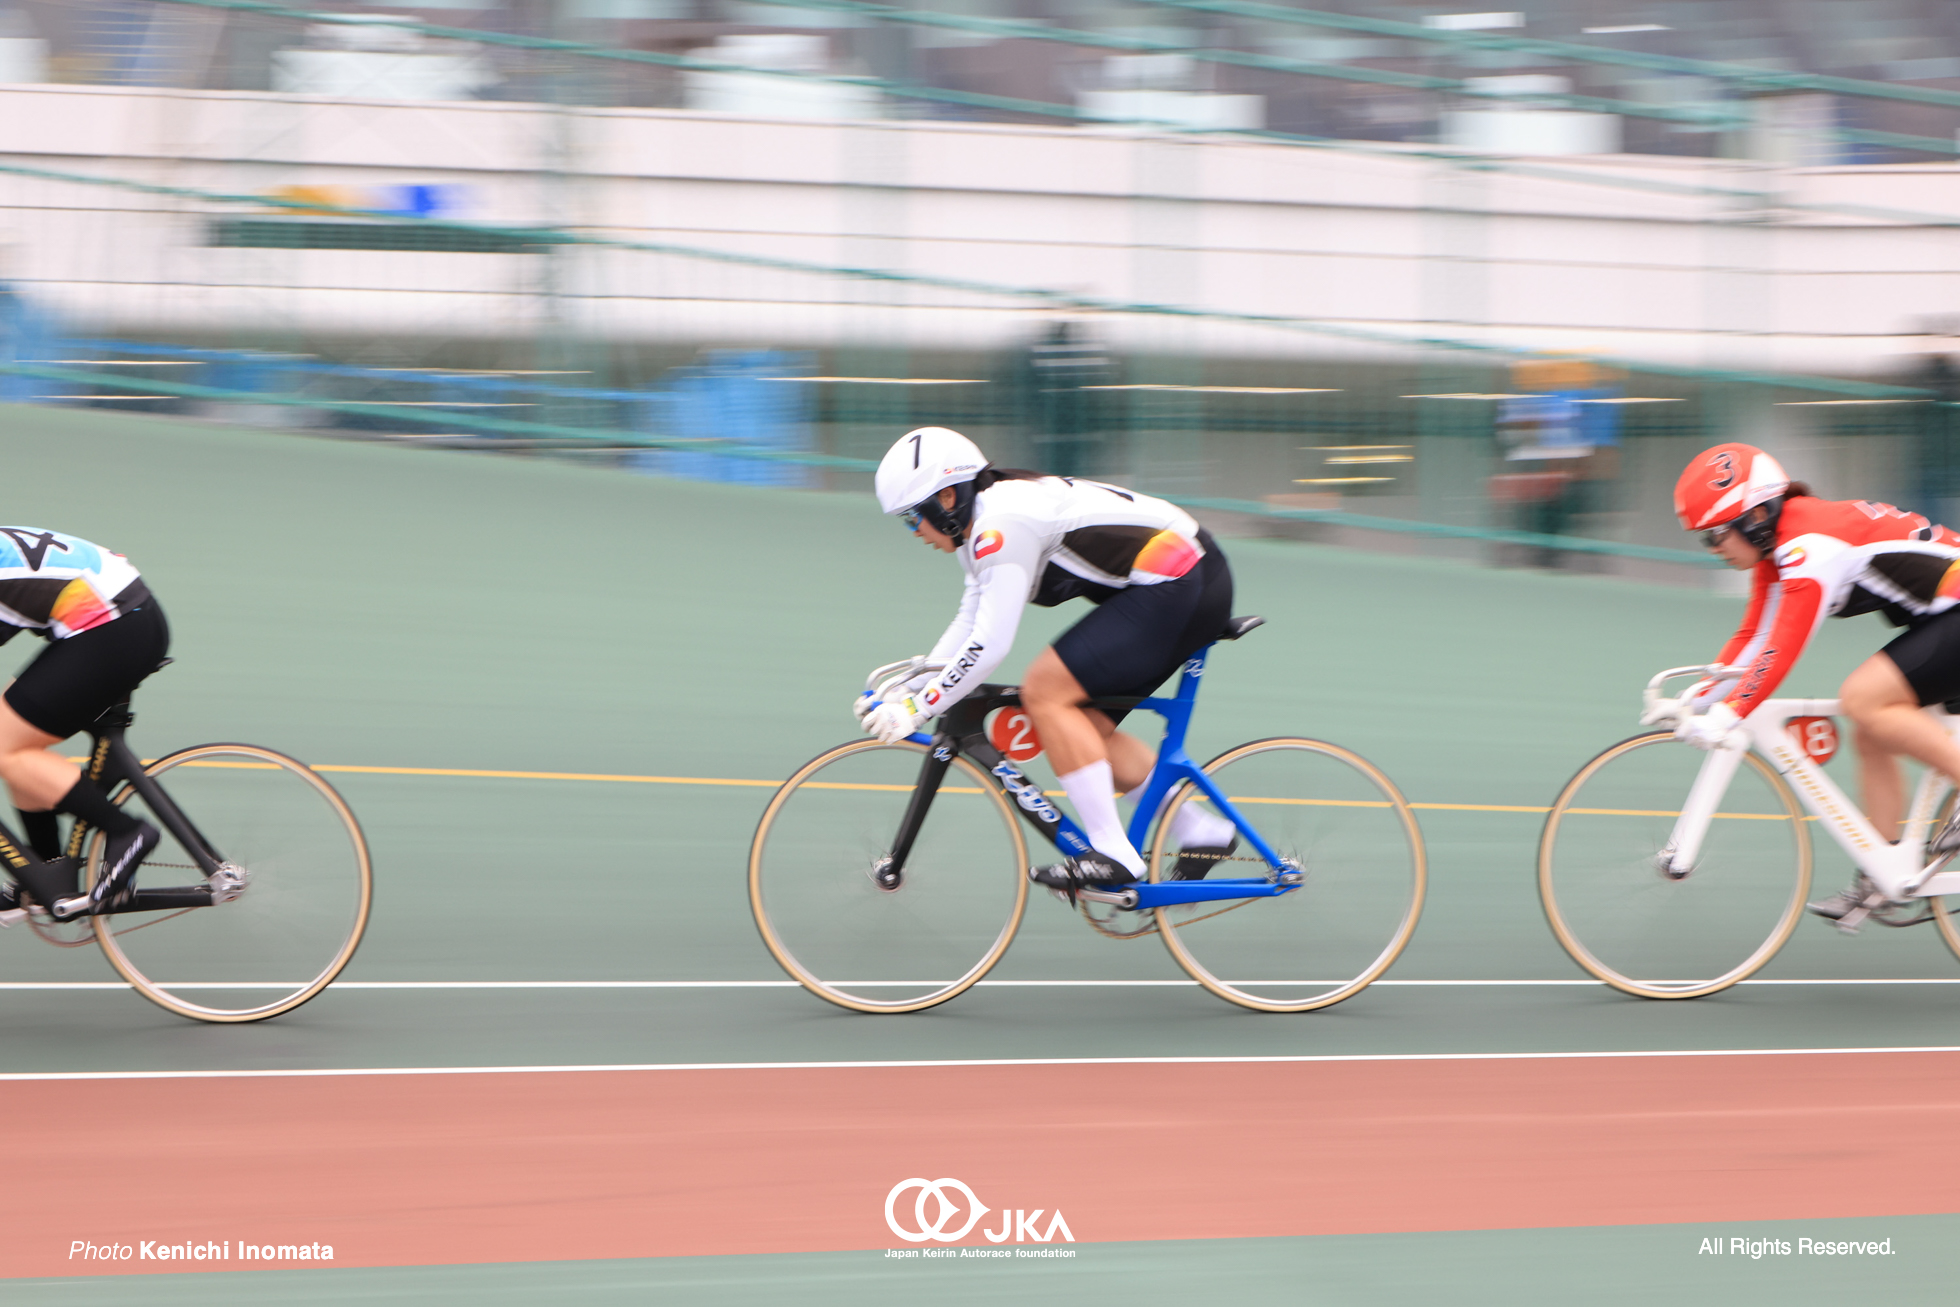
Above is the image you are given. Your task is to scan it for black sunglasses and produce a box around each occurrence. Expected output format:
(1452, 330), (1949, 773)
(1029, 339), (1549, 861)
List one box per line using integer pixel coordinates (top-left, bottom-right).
(1699, 522), (1736, 549)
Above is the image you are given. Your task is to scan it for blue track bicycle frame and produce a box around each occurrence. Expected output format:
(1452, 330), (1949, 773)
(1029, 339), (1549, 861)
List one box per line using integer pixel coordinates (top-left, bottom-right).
(907, 644), (1298, 909)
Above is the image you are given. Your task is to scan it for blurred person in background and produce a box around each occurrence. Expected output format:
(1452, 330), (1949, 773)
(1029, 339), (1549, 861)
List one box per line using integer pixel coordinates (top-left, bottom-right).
(1490, 356), (1623, 565)
(1909, 319), (1960, 523)
(1672, 442), (1960, 922)
(1017, 319), (1110, 479)
(857, 426), (1237, 895)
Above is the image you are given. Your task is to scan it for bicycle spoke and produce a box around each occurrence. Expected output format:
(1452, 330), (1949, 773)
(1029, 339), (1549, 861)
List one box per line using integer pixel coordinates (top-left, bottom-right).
(750, 740), (1028, 1013)
(91, 744), (371, 1022)
(1150, 738), (1425, 1012)
(1539, 733), (1810, 998)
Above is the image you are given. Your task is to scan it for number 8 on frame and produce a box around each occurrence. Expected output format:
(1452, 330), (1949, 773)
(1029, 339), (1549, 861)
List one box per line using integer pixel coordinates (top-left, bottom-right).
(1787, 715), (1838, 766)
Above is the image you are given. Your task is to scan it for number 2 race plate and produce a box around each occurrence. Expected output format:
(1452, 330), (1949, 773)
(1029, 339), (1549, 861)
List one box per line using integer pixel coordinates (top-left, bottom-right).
(988, 708), (1043, 762)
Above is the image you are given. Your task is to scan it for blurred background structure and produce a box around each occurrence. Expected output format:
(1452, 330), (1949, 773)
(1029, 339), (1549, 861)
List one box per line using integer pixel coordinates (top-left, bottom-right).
(2, 0), (1959, 580)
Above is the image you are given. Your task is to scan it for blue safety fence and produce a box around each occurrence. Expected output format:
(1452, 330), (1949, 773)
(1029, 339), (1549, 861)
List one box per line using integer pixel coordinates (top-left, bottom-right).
(25, 338), (817, 488)
(0, 340), (1722, 569)
(628, 352), (816, 490)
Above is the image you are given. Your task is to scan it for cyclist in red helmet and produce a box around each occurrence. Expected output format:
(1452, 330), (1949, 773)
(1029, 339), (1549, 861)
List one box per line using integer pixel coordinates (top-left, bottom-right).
(1674, 442), (1960, 918)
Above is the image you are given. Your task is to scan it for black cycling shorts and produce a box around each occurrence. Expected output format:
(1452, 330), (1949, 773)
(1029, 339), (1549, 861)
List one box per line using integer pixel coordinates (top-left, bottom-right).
(1052, 531), (1234, 718)
(4, 602), (171, 740)
(1882, 604), (1960, 707)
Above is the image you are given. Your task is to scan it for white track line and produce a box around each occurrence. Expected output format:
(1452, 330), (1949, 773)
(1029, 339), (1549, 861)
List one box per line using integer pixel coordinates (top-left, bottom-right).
(3, 977), (1959, 991)
(4, 1045), (1960, 1082)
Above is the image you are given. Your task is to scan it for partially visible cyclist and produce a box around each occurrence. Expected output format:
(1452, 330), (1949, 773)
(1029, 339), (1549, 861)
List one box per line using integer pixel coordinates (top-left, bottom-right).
(1673, 442), (1960, 919)
(0, 527), (164, 918)
(860, 427), (1239, 895)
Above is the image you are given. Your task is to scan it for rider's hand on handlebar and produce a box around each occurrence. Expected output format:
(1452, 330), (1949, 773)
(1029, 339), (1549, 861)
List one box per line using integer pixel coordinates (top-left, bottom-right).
(855, 659), (932, 722)
(1676, 701), (1743, 751)
(862, 696), (928, 745)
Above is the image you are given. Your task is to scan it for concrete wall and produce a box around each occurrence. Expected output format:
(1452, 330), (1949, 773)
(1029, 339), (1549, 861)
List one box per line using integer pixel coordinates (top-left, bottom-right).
(0, 82), (1955, 380)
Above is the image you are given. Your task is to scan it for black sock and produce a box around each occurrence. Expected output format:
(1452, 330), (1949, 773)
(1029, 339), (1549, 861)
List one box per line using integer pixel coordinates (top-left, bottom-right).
(53, 776), (137, 839)
(15, 809), (61, 861)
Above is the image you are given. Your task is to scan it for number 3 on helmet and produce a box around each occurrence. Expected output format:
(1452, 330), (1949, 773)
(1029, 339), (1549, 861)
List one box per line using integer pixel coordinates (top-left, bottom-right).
(1674, 442), (1790, 532)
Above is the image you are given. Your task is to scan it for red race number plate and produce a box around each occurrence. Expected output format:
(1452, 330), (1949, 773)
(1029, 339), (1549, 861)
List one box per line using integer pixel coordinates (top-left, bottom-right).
(1788, 716), (1838, 765)
(988, 708), (1043, 762)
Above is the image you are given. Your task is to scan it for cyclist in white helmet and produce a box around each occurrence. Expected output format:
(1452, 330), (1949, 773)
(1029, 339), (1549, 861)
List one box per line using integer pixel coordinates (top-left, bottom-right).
(860, 427), (1240, 893)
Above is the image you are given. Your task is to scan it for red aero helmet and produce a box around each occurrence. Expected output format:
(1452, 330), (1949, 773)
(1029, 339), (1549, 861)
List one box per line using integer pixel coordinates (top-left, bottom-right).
(1673, 443), (1790, 531)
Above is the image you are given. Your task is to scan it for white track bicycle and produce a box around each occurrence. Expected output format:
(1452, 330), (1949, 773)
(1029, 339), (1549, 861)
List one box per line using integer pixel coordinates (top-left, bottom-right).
(1538, 664), (1960, 998)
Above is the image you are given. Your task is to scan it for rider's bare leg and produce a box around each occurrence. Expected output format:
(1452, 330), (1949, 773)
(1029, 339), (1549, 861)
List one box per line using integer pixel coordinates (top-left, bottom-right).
(1841, 653), (1960, 840)
(0, 699), (77, 812)
(1023, 649), (1149, 783)
(1023, 648), (1150, 874)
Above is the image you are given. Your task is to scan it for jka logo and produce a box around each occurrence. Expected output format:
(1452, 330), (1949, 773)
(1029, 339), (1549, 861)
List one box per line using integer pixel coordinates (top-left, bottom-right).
(884, 1178), (1074, 1245)
(973, 530), (1004, 559)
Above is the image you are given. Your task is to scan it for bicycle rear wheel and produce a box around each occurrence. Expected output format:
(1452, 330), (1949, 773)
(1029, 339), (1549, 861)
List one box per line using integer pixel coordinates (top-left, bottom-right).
(750, 739), (1028, 1013)
(1538, 732), (1809, 999)
(89, 744), (373, 1022)
(1149, 738), (1426, 1013)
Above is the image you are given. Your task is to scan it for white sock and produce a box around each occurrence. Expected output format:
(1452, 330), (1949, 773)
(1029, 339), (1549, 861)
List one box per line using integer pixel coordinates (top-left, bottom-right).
(1170, 799), (1237, 850)
(1059, 760), (1145, 877)
(1123, 781), (1235, 850)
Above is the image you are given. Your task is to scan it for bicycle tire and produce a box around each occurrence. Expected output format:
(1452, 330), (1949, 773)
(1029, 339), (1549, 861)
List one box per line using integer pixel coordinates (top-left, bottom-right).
(1924, 785), (1960, 959)
(749, 738), (1029, 1013)
(1538, 732), (1810, 999)
(1148, 737), (1426, 1013)
(89, 743), (373, 1023)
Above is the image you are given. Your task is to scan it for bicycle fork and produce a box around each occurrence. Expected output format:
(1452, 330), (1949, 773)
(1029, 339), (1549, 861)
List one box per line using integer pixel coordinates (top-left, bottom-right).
(1658, 742), (1748, 879)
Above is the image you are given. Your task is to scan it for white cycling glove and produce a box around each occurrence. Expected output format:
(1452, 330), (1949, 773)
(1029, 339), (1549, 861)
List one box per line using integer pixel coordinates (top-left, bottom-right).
(863, 695), (929, 745)
(1677, 701), (1744, 751)
(852, 661), (933, 723)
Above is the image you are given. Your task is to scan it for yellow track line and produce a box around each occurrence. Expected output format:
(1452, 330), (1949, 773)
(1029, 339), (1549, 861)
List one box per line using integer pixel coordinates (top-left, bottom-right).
(108, 760), (1812, 819)
(295, 762), (1555, 813)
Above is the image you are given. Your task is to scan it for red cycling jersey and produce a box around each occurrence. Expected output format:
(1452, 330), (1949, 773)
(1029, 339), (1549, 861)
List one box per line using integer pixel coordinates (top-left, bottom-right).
(1701, 496), (1960, 718)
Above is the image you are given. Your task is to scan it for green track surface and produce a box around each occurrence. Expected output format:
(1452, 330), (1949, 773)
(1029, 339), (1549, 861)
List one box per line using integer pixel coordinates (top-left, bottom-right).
(1, 405), (1954, 1299)
(15, 1216), (1951, 1305)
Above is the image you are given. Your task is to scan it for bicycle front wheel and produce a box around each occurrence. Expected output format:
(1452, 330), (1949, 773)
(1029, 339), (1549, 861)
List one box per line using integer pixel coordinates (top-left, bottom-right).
(749, 739), (1029, 1013)
(1149, 738), (1426, 1013)
(89, 744), (373, 1022)
(1539, 733), (1809, 999)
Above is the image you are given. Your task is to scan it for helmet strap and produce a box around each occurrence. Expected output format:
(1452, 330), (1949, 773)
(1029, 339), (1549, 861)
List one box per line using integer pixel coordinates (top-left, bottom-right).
(1738, 497), (1784, 554)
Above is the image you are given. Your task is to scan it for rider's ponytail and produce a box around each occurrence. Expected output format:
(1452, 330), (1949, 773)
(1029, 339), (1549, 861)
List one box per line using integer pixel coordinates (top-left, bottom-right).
(973, 466), (1046, 492)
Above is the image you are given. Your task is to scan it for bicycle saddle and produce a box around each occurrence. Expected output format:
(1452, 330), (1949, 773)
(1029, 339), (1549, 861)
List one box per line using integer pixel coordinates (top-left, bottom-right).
(1218, 615), (1265, 641)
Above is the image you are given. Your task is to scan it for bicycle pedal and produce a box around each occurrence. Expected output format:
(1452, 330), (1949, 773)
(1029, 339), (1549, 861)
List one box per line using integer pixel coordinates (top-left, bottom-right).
(1834, 904), (1872, 935)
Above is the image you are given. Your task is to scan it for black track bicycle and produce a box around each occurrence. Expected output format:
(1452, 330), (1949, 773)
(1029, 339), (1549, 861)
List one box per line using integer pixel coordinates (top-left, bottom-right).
(2, 699), (372, 1022)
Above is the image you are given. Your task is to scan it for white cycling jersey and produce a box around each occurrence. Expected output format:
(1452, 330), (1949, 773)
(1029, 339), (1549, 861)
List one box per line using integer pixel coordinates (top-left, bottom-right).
(912, 476), (1204, 718)
(0, 527), (147, 642)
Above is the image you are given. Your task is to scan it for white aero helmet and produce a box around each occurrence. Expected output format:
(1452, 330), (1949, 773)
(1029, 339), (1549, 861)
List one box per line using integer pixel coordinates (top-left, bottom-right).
(876, 426), (987, 517)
